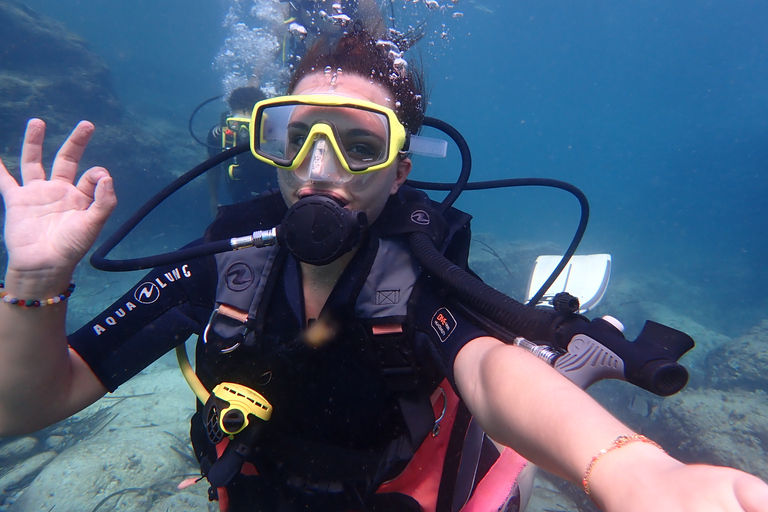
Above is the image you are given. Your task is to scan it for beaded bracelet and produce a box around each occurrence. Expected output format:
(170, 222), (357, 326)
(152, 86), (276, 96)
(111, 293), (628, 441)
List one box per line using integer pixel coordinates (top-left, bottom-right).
(0, 282), (75, 307)
(582, 433), (665, 496)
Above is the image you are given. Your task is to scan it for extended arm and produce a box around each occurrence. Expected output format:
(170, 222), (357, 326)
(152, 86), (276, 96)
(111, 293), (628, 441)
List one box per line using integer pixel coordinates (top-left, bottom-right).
(0, 119), (116, 435)
(455, 336), (768, 512)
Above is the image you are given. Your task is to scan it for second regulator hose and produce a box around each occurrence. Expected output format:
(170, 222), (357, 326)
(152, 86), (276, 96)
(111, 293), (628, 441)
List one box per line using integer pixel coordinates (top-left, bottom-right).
(409, 231), (587, 349)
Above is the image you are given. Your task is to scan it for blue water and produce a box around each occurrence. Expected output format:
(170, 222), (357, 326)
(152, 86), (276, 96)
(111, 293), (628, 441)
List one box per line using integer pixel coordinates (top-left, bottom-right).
(3, 1), (768, 509)
(21, 0), (224, 119)
(425, 0), (768, 335)
(21, 0), (766, 334)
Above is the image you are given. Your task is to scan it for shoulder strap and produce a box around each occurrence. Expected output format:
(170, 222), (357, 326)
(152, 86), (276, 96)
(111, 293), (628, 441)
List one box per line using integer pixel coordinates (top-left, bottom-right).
(201, 189), (290, 354)
(203, 245), (286, 354)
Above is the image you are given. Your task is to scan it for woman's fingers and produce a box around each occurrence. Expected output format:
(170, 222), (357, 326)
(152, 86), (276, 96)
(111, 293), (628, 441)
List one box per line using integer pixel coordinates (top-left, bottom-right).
(9, 120), (97, 190)
(734, 473), (768, 512)
(75, 166), (108, 199)
(90, 174), (117, 225)
(51, 120), (95, 183)
(76, 167), (117, 222)
(0, 156), (20, 196)
(19, 119), (47, 183)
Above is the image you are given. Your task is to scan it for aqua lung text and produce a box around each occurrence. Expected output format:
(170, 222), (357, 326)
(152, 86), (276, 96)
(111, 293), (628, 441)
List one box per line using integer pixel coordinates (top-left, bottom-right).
(92, 265), (192, 335)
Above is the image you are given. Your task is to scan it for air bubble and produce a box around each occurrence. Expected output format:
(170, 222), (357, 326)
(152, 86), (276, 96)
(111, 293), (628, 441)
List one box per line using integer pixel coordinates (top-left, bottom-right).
(214, 1), (291, 95)
(376, 39), (399, 52)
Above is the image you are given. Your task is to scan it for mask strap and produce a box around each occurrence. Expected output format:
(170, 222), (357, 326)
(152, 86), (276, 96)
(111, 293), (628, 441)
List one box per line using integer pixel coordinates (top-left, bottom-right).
(406, 135), (448, 158)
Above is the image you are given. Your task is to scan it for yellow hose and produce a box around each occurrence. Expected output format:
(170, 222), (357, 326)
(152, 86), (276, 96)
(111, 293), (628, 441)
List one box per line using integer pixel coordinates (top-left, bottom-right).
(176, 344), (210, 404)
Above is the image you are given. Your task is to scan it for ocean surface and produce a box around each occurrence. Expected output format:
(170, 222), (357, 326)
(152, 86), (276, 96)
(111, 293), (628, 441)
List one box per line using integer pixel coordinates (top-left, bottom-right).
(2, 0), (768, 510)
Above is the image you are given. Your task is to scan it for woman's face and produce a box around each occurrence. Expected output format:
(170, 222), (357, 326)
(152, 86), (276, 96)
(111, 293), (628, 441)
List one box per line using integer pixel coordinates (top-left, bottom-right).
(277, 72), (411, 225)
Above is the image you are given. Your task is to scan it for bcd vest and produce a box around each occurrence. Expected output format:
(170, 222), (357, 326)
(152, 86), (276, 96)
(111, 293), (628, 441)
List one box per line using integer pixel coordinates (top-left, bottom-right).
(190, 187), (528, 512)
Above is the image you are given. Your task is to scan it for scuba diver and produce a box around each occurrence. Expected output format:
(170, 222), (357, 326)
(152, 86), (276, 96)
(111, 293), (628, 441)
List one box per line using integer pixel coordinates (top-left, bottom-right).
(206, 86), (279, 215)
(1, 29), (768, 512)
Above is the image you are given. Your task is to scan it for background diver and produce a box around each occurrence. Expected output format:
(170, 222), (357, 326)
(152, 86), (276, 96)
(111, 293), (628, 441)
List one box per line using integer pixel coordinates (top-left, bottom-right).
(206, 86), (279, 215)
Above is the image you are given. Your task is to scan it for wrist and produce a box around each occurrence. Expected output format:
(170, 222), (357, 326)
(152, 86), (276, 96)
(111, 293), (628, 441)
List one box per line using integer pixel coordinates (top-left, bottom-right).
(0, 282), (75, 307)
(587, 436), (680, 510)
(2, 267), (76, 300)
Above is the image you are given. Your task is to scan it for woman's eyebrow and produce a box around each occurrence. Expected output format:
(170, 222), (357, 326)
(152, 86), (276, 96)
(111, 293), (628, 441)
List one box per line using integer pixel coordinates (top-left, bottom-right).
(287, 120), (310, 131)
(344, 127), (386, 141)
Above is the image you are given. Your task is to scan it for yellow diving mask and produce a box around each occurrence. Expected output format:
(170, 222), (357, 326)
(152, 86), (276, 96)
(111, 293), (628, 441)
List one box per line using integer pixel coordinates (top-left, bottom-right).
(222, 116), (251, 149)
(250, 94), (448, 177)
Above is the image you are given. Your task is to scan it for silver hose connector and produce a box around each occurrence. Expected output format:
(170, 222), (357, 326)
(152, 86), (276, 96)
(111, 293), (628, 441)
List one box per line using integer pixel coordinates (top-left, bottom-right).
(512, 337), (561, 366)
(230, 227), (278, 250)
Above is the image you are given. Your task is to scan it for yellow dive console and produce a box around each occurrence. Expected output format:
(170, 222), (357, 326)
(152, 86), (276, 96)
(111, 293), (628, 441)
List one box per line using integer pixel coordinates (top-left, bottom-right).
(176, 344), (273, 444)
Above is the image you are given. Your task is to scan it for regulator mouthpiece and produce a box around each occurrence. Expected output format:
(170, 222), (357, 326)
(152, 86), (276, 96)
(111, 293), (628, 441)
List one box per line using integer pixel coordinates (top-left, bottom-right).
(278, 194), (368, 265)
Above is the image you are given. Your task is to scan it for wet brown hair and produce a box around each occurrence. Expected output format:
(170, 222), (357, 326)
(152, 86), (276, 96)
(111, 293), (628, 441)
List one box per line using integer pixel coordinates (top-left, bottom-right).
(287, 29), (426, 134)
(228, 86), (266, 113)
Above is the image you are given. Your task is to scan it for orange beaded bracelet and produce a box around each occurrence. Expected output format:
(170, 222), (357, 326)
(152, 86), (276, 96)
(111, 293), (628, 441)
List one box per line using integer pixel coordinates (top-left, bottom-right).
(582, 434), (665, 496)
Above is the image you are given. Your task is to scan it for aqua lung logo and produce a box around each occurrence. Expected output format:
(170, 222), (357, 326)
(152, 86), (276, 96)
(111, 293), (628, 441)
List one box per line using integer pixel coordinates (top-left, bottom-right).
(92, 265), (192, 336)
(225, 262), (255, 291)
(410, 210), (430, 226)
(134, 282), (160, 304)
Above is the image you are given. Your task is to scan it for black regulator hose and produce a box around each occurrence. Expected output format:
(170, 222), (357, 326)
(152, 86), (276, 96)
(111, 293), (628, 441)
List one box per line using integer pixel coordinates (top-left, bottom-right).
(189, 94), (225, 149)
(90, 144), (250, 271)
(409, 119), (588, 307)
(409, 178), (589, 307)
(416, 117), (471, 213)
(409, 231), (586, 348)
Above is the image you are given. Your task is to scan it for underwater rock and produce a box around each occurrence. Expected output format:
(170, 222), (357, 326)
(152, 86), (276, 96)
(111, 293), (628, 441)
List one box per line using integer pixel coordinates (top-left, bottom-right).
(658, 388), (768, 482)
(0, 0), (163, 189)
(705, 320), (768, 392)
(0, 437), (38, 463)
(0, 451), (57, 494)
(42, 435), (66, 452)
(0, 1), (121, 126)
(8, 427), (190, 511)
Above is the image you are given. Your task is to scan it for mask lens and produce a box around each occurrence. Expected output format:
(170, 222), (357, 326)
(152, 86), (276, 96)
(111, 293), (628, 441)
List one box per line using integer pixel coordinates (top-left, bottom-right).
(254, 102), (392, 172)
(257, 104), (294, 160)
